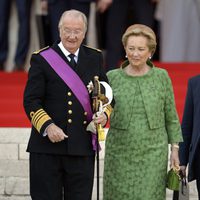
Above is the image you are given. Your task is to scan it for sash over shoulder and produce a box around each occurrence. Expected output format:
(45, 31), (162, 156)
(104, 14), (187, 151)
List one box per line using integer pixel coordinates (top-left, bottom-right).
(40, 48), (98, 150)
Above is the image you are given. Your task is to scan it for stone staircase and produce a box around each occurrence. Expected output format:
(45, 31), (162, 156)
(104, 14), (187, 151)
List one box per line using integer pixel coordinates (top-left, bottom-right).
(0, 128), (198, 200)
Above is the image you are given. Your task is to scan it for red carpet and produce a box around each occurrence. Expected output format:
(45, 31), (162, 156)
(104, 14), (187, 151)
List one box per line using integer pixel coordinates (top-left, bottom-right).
(0, 72), (30, 127)
(155, 62), (200, 122)
(0, 63), (200, 127)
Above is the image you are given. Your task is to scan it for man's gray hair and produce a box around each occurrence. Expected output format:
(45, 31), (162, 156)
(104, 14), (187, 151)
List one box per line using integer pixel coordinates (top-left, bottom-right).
(58, 9), (88, 33)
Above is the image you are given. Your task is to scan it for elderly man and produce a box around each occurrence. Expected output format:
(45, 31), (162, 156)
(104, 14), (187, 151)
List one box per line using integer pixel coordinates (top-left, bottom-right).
(24, 10), (110, 200)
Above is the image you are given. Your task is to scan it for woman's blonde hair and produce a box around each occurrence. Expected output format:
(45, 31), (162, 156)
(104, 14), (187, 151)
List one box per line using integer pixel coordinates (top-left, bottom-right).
(122, 24), (157, 55)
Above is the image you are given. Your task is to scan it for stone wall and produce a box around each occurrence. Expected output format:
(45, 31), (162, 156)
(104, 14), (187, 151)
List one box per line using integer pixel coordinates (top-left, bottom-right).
(0, 128), (198, 200)
(0, 128), (30, 200)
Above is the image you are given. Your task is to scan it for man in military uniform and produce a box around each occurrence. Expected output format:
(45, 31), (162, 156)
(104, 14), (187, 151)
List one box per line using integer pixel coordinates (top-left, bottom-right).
(23, 10), (112, 200)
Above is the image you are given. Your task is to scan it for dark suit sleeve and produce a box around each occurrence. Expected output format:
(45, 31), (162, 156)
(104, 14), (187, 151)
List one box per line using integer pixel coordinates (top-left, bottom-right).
(23, 54), (54, 134)
(179, 79), (194, 166)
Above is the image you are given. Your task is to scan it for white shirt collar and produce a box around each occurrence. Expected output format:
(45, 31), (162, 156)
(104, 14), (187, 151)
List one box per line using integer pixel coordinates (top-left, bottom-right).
(58, 42), (79, 62)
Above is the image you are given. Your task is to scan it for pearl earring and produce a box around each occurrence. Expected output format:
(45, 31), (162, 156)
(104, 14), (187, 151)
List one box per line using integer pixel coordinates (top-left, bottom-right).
(149, 56), (152, 60)
(125, 55), (127, 58)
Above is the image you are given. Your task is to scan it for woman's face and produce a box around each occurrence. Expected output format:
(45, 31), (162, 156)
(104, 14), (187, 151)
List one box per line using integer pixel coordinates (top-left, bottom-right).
(125, 35), (151, 67)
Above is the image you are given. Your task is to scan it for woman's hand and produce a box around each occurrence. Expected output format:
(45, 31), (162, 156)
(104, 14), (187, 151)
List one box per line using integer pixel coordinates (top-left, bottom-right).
(170, 146), (180, 169)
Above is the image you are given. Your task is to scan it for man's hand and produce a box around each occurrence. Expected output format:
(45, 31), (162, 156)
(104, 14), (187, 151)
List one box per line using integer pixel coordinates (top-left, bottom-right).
(96, 0), (113, 13)
(40, 0), (48, 14)
(93, 112), (107, 127)
(46, 124), (68, 143)
(180, 165), (187, 177)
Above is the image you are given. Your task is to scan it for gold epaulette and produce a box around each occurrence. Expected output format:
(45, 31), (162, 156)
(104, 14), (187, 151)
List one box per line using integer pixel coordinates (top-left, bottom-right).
(33, 46), (49, 54)
(30, 109), (51, 133)
(84, 45), (102, 52)
(104, 104), (113, 119)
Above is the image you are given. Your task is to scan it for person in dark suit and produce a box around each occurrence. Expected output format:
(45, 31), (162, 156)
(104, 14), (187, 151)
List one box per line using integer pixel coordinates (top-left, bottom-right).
(41, 0), (94, 44)
(179, 75), (200, 199)
(0, 0), (32, 71)
(96, 0), (158, 71)
(23, 10), (111, 200)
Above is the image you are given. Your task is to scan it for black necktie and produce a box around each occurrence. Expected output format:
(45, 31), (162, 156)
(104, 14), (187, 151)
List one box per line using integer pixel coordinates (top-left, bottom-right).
(69, 54), (76, 68)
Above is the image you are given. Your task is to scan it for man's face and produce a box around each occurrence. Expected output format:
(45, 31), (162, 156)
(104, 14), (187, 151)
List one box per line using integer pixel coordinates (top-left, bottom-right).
(59, 15), (86, 53)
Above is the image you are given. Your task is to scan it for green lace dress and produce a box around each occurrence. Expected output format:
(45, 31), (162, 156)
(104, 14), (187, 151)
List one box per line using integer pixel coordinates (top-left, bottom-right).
(103, 64), (182, 200)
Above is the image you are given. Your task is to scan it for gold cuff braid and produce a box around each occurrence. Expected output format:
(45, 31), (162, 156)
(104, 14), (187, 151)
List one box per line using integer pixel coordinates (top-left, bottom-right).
(104, 104), (113, 119)
(30, 109), (51, 133)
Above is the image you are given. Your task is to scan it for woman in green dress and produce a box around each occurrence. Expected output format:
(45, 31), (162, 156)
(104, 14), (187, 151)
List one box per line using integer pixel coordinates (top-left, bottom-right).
(103, 24), (183, 200)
